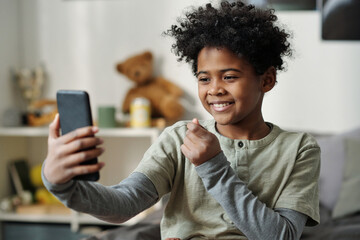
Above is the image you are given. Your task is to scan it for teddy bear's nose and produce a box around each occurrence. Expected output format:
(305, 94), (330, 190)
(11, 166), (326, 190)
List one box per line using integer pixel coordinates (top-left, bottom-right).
(135, 71), (141, 77)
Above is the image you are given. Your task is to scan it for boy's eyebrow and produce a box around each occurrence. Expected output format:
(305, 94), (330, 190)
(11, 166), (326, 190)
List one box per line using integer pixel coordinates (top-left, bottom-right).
(196, 71), (207, 77)
(221, 68), (242, 73)
(196, 68), (242, 77)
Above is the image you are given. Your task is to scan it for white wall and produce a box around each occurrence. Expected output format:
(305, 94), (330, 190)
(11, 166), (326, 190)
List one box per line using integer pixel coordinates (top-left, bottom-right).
(2, 0), (360, 134)
(0, 0), (21, 119)
(265, 11), (360, 133)
(0, 0), (22, 200)
(16, 0), (210, 122)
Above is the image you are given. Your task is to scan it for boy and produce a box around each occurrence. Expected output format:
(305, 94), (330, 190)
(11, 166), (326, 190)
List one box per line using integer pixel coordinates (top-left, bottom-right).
(42, 1), (320, 239)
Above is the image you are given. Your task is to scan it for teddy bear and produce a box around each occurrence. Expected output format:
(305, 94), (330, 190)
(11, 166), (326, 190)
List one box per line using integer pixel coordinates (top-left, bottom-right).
(116, 51), (184, 124)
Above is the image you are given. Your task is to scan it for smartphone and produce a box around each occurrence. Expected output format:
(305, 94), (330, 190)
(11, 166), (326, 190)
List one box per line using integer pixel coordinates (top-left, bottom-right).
(56, 90), (100, 181)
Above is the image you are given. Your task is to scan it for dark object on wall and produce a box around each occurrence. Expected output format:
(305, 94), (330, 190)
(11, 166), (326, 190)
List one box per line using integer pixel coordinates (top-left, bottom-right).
(322, 0), (360, 40)
(245, 0), (316, 10)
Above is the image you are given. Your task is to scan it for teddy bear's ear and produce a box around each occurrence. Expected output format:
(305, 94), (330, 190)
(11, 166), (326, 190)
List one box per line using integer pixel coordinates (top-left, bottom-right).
(116, 63), (124, 73)
(142, 51), (153, 61)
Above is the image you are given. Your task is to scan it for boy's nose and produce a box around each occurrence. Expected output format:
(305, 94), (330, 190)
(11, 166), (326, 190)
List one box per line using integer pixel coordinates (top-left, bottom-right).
(208, 81), (226, 95)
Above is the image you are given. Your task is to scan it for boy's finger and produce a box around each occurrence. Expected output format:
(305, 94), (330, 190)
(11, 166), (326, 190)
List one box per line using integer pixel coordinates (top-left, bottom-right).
(192, 118), (200, 125)
(60, 126), (99, 144)
(180, 144), (191, 158)
(183, 133), (197, 148)
(63, 137), (104, 156)
(49, 114), (61, 139)
(64, 147), (105, 168)
(68, 162), (105, 178)
(187, 121), (207, 137)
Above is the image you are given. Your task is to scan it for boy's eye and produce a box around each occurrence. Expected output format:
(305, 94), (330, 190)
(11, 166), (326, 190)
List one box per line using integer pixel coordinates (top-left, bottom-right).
(224, 75), (238, 80)
(198, 77), (210, 82)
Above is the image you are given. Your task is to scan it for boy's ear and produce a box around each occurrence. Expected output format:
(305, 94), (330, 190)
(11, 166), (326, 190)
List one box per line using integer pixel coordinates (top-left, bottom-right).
(260, 66), (276, 93)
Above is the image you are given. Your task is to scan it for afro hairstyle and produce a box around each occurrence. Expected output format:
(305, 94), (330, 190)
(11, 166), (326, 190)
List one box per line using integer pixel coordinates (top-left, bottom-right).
(165, 0), (292, 76)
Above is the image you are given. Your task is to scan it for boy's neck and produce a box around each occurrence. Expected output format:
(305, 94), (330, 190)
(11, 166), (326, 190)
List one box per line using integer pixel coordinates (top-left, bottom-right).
(216, 118), (271, 140)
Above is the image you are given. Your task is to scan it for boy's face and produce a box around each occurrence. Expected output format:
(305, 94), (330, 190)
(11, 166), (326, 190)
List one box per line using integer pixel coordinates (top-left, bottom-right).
(196, 46), (266, 128)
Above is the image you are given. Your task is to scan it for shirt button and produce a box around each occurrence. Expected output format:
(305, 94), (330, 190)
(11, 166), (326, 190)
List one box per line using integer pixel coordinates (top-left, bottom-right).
(238, 141), (244, 148)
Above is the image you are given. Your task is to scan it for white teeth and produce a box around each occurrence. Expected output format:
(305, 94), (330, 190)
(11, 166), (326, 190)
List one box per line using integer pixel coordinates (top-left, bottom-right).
(213, 103), (230, 108)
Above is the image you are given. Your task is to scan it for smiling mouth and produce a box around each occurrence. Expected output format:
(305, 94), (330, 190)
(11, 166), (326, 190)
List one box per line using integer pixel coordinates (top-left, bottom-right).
(213, 103), (231, 108)
(209, 102), (234, 111)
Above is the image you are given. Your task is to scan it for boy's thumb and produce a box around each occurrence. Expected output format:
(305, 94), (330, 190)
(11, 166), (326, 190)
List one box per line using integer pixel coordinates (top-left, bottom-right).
(192, 118), (200, 125)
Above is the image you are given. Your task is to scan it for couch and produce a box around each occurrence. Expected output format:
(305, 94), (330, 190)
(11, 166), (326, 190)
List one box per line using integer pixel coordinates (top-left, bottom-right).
(300, 127), (360, 239)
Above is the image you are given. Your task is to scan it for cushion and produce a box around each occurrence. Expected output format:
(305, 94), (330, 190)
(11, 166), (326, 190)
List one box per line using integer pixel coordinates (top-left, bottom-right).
(316, 127), (360, 210)
(332, 138), (360, 218)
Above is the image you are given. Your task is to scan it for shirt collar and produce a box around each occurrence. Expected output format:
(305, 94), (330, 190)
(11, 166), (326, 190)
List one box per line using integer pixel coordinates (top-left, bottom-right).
(203, 119), (282, 149)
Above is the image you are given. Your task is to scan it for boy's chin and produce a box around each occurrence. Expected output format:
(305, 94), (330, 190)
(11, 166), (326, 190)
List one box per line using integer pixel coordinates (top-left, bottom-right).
(213, 115), (245, 127)
(212, 116), (233, 126)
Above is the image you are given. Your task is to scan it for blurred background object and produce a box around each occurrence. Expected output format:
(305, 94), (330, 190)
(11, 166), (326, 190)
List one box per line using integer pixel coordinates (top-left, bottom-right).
(244, 0), (316, 10)
(322, 0), (360, 40)
(12, 65), (57, 126)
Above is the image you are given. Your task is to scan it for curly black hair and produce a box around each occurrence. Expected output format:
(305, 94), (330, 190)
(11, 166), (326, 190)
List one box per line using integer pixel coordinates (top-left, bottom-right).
(165, 0), (292, 75)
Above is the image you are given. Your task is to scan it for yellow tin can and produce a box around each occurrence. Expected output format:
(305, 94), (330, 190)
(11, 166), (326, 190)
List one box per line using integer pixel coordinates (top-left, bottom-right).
(130, 97), (151, 128)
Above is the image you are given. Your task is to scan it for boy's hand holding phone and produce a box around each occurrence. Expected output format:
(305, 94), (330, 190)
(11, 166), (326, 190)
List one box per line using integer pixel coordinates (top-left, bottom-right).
(181, 118), (222, 166)
(43, 90), (104, 184)
(43, 114), (105, 185)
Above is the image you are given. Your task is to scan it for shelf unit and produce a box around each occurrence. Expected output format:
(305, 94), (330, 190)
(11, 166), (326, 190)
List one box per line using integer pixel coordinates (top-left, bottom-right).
(0, 126), (161, 234)
(0, 126), (160, 140)
(0, 206), (159, 232)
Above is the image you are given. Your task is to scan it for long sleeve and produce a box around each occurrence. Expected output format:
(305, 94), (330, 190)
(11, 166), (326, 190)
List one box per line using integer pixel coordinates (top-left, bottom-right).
(42, 166), (159, 224)
(195, 152), (307, 240)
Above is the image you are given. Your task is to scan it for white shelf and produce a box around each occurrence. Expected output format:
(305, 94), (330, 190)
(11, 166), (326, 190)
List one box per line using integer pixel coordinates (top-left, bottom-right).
(0, 212), (73, 224)
(0, 127), (49, 137)
(0, 126), (161, 233)
(0, 127), (161, 139)
(0, 208), (155, 228)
